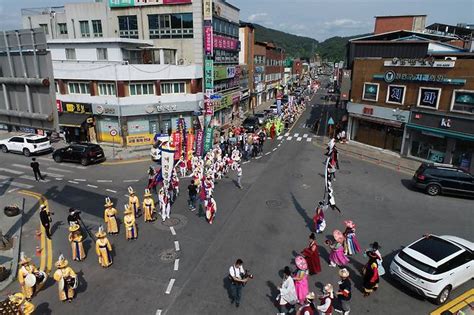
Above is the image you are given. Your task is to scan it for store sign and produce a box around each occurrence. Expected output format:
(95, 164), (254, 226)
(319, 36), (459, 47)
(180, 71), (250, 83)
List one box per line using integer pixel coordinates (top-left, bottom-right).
(95, 105), (117, 115)
(214, 65), (236, 81)
(418, 88), (440, 109)
(109, 0), (191, 7)
(56, 100), (63, 113)
(384, 58), (455, 68)
(440, 118), (452, 128)
(63, 102), (92, 114)
(204, 99), (214, 115)
(126, 134), (153, 146)
(362, 107), (374, 115)
(203, 127), (214, 154)
(362, 83), (379, 102)
(195, 129), (204, 156)
(213, 35), (239, 51)
(205, 59), (214, 89)
(376, 70), (466, 85)
(387, 85), (406, 105)
(156, 104), (177, 112)
(255, 66), (264, 74)
(203, 0), (213, 21)
(452, 90), (474, 113)
(214, 92), (240, 111)
(204, 24), (213, 56)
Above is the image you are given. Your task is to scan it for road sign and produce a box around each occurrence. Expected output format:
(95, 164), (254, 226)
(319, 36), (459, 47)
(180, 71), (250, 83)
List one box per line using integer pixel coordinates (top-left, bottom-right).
(110, 129), (118, 137)
(328, 117), (335, 125)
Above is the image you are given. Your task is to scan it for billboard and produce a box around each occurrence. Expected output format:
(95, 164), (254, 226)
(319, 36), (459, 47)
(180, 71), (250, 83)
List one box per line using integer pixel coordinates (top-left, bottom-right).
(213, 35), (239, 51)
(204, 24), (213, 56)
(0, 29), (58, 131)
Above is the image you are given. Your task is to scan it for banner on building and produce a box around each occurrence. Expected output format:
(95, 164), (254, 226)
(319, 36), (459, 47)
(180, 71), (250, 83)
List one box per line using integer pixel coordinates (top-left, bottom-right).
(213, 35), (239, 51)
(186, 131), (194, 161)
(203, 0), (213, 21)
(204, 99), (214, 115)
(172, 132), (182, 160)
(204, 24), (213, 56)
(160, 143), (176, 185)
(195, 129), (204, 156)
(205, 59), (214, 89)
(203, 127), (214, 154)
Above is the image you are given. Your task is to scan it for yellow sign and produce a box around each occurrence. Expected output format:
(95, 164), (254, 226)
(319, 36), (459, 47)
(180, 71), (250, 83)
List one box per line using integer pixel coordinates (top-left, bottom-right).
(203, 0), (212, 21)
(126, 133), (154, 146)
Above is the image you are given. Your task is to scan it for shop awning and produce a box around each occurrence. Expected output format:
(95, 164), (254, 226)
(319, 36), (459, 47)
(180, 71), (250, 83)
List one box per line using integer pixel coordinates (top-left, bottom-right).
(407, 123), (474, 141)
(350, 113), (403, 128)
(58, 113), (86, 127)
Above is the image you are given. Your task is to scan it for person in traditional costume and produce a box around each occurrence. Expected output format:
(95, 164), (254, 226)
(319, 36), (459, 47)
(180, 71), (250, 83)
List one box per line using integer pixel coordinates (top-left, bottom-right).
(95, 226), (113, 268)
(296, 292), (315, 315)
(316, 284), (334, 315)
(104, 197), (119, 235)
(53, 254), (77, 302)
(177, 155), (187, 178)
(334, 268), (352, 315)
(68, 223), (86, 261)
(159, 186), (171, 222)
(313, 202), (326, 234)
(343, 220), (361, 256)
(270, 122), (276, 139)
(206, 195), (217, 224)
(123, 205), (137, 240)
(327, 181), (342, 214)
(293, 256), (309, 305)
(171, 173), (180, 200)
(368, 241), (385, 276)
(277, 266), (298, 315)
(8, 293), (35, 315)
(142, 189), (156, 222)
(17, 252), (42, 300)
(363, 251), (380, 297)
(128, 187), (140, 218)
(327, 230), (349, 267)
(302, 233), (322, 275)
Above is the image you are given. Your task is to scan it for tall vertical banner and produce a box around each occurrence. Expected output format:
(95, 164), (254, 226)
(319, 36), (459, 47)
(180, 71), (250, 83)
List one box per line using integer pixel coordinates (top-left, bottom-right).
(186, 131), (195, 162)
(205, 59), (214, 89)
(161, 143), (176, 186)
(203, 127), (214, 154)
(195, 130), (204, 156)
(204, 24), (213, 56)
(173, 132), (182, 160)
(203, 0), (213, 21)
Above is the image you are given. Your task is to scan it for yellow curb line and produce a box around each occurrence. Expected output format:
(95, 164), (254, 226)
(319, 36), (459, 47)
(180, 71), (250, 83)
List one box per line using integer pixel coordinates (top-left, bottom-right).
(18, 190), (53, 274)
(430, 288), (473, 315)
(102, 157), (150, 165)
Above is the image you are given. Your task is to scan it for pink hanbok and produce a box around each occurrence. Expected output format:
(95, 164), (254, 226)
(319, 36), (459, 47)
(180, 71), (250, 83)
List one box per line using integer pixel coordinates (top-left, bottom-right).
(329, 242), (350, 266)
(293, 269), (309, 304)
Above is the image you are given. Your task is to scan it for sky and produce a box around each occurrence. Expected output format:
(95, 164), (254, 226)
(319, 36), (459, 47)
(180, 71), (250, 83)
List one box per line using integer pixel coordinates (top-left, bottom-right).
(1, 0), (473, 41)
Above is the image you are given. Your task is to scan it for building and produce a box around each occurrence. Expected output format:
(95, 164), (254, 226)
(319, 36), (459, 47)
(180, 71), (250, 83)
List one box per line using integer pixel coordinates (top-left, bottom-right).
(374, 15), (427, 34)
(239, 22), (255, 113)
(253, 41), (266, 106)
(264, 42), (285, 101)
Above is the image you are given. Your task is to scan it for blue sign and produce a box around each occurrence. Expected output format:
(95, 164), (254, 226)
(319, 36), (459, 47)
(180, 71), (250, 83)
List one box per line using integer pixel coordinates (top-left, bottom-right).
(328, 117), (335, 125)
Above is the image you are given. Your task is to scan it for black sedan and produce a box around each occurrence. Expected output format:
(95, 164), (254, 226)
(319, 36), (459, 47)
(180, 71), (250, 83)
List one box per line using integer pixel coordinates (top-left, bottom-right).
(53, 143), (106, 166)
(242, 116), (260, 132)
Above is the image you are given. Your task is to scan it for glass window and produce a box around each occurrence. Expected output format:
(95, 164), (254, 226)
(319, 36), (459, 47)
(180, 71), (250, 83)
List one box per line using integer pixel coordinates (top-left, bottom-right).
(58, 23), (68, 35)
(410, 131), (447, 163)
(452, 140), (473, 171)
(129, 83), (155, 96)
(118, 15), (138, 39)
(163, 49), (176, 65)
(65, 48), (76, 60)
(160, 82), (185, 94)
(79, 20), (90, 38)
(98, 83), (116, 96)
(148, 13), (193, 39)
(96, 48), (108, 61)
(451, 90), (474, 114)
(386, 85), (406, 105)
(39, 24), (49, 35)
(68, 82), (90, 95)
(54, 81), (59, 94)
(92, 20), (103, 37)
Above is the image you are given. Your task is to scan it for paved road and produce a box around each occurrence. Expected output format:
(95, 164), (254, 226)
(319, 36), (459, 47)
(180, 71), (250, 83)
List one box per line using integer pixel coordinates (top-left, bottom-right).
(0, 89), (472, 314)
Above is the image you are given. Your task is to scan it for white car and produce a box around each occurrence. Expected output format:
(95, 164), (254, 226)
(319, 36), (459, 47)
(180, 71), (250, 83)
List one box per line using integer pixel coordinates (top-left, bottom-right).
(0, 134), (52, 156)
(390, 235), (473, 304)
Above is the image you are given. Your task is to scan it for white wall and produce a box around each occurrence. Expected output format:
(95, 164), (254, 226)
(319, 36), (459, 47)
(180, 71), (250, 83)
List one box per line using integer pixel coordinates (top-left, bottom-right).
(239, 28), (246, 65)
(49, 43), (124, 61)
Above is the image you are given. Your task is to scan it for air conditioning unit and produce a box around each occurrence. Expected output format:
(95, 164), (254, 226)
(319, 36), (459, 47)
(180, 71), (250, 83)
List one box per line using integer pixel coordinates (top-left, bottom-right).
(445, 56), (457, 61)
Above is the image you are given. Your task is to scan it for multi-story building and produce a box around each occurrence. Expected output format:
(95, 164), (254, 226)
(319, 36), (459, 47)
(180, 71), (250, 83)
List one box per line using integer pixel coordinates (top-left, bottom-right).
(253, 42), (266, 106)
(239, 22), (255, 112)
(264, 42), (285, 101)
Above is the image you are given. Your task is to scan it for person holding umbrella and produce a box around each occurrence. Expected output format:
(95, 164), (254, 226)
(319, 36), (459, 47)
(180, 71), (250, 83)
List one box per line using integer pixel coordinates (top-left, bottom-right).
(326, 230), (349, 268)
(293, 256), (309, 305)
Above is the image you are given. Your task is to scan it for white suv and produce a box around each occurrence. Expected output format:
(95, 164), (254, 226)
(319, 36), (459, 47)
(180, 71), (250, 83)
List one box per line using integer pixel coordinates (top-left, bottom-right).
(0, 134), (52, 157)
(390, 235), (473, 304)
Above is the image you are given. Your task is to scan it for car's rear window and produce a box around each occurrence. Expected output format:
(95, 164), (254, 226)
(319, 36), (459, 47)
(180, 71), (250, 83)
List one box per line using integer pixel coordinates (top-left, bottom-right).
(399, 251), (437, 275)
(409, 237), (461, 262)
(26, 138), (48, 144)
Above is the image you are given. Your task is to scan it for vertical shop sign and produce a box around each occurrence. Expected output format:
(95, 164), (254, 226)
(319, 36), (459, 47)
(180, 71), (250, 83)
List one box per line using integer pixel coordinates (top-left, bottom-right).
(203, 0), (213, 21)
(173, 132), (182, 160)
(204, 24), (213, 56)
(203, 127), (214, 154)
(195, 129), (204, 156)
(205, 59), (214, 89)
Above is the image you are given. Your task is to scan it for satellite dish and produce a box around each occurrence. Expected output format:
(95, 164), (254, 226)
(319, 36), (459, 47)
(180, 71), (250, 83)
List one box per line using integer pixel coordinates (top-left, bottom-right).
(178, 59), (185, 65)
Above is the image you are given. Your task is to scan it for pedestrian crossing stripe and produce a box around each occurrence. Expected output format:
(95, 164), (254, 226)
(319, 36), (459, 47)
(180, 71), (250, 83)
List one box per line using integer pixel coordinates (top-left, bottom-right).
(47, 167), (73, 173)
(19, 175), (51, 183)
(307, 138), (312, 142)
(296, 137), (302, 141)
(303, 134), (308, 138)
(294, 133), (299, 137)
(277, 136), (283, 140)
(0, 168), (23, 175)
(287, 137), (293, 140)
(284, 132), (290, 136)
(0, 180), (34, 189)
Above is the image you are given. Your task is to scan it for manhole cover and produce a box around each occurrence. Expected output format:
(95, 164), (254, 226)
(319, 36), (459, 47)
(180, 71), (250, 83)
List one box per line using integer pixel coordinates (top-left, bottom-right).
(340, 160), (351, 164)
(293, 173), (303, 178)
(159, 249), (178, 262)
(266, 200), (282, 208)
(153, 214), (188, 231)
(162, 217), (181, 227)
(339, 170), (351, 174)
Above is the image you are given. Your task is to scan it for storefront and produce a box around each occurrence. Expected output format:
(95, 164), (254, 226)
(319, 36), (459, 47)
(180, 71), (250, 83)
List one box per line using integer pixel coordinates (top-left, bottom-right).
(58, 101), (96, 143)
(347, 102), (410, 153)
(404, 110), (474, 173)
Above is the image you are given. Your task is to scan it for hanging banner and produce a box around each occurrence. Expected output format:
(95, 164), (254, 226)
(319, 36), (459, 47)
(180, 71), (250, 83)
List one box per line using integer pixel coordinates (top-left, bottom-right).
(160, 143), (176, 186)
(204, 99), (214, 115)
(203, 127), (214, 154)
(205, 59), (214, 89)
(172, 132), (182, 160)
(204, 25), (213, 56)
(195, 130), (204, 156)
(186, 131), (194, 161)
(203, 0), (213, 21)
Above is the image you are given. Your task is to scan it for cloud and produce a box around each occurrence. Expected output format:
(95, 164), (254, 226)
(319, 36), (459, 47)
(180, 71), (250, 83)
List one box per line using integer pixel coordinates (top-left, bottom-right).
(247, 12), (268, 22)
(323, 19), (370, 29)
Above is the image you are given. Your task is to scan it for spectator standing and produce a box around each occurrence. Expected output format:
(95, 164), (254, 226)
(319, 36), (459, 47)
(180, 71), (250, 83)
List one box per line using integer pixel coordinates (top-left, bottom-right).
(39, 204), (53, 239)
(187, 180), (197, 211)
(236, 165), (242, 189)
(229, 259), (249, 308)
(30, 158), (44, 181)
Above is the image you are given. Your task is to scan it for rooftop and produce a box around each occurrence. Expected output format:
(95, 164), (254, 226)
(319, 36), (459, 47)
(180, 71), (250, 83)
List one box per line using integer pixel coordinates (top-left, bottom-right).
(374, 14), (427, 18)
(47, 38), (154, 46)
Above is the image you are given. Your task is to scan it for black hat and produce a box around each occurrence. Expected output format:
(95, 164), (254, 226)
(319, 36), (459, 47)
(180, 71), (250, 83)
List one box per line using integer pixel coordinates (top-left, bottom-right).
(370, 242), (381, 249)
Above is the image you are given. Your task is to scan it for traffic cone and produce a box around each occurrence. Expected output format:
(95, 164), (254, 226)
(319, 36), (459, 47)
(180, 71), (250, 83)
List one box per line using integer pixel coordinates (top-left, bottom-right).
(35, 246), (42, 257)
(35, 230), (42, 240)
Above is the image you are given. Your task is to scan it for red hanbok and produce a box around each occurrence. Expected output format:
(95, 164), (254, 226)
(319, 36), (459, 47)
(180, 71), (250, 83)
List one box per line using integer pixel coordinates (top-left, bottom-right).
(302, 240), (322, 274)
(270, 124), (276, 139)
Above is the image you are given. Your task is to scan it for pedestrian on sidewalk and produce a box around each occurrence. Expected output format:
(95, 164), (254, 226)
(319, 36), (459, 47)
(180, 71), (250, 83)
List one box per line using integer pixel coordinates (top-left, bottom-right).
(39, 204), (53, 239)
(30, 158), (44, 181)
(187, 180), (197, 211)
(236, 164), (242, 189)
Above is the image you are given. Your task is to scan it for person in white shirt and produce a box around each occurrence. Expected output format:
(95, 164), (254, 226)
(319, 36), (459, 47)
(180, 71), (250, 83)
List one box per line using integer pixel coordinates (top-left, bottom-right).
(317, 284), (334, 315)
(229, 259), (248, 308)
(277, 266), (297, 315)
(236, 165), (243, 189)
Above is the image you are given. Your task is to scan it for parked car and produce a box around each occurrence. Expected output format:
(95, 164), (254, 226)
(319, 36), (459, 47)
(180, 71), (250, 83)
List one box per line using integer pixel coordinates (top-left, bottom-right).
(390, 234), (473, 304)
(0, 134), (52, 156)
(412, 163), (474, 197)
(242, 116), (260, 132)
(53, 143), (105, 166)
(269, 104), (278, 114)
(254, 112), (267, 125)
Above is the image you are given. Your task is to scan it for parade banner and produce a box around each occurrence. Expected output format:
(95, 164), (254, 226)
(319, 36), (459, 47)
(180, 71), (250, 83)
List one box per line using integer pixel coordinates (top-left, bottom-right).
(195, 129), (204, 156)
(160, 143), (176, 186)
(203, 127), (214, 154)
(186, 131), (194, 161)
(172, 132), (182, 160)
(204, 25), (213, 56)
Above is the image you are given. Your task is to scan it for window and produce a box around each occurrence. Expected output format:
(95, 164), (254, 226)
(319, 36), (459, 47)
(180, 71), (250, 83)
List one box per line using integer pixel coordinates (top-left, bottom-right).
(39, 24), (49, 35)
(161, 82), (185, 94)
(386, 85), (406, 105)
(129, 83), (154, 96)
(97, 48), (108, 61)
(362, 83), (379, 102)
(118, 15), (138, 39)
(9, 137), (24, 143)
(451, 90), (474, 114)
(65, 48), (76, 60)
(417, 87), (441, 109)
(92, 20), (103, 37)
(54, 81), (59, 94)
(163, 49), (176, 65)
(98, 83), (116, 96)
(148, 13), (193, 39)
(68, 82), (90, 95)
(79, 21), (90, 38)
(58, 23), (67, 35)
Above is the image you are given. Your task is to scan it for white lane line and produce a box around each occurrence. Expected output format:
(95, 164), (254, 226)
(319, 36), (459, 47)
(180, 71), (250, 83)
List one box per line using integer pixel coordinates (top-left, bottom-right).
(36, 157), (53, 162)
(156, 310), (162, 315)
(123, 179), (139, 183)
(170, 226), (176, 236)
(278, 143), (282, 147)
(124, 194), (129, 198)
(303, 134), (308, 138)
(55, 178), (63, 181)
(0, 180), (33, 189)
(68, 180), (79, 184)
(11, 164), (30, 170)
(306, 138), (312, 142)
(296, 137), (302, 142)
(294, 133), (299, 137)
(284, 132), (290, 136)
(47, 167), (72, 173)
(19, 175), (50, 183)
(74, 179), (86, 182)
(7, 188), (19, 193)
(273, 148), (277, 151)
(242, 161), (250, 164)
(174, 259), (179, 271)
(40, 171), (64, 178)
(106, 189), (117, 193)
(59, 164), (87, 170)
(165, 279), (175, 294)
(265, 152), (271, 156)
(174, 241), (180, 251)
(97, 180), (112, 183)
(87, 184), (98, 188)
(255, 156), (262, 160)
(277, 136), (283, 140)
(0, 168), (23, 175)
(286, 137), (293, 140)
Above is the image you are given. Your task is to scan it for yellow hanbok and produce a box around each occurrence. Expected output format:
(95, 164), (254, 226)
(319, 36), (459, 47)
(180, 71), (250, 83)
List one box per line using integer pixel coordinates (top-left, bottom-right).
(17, 254), (39, 300)
(95, 227), (113, 267)
(143, 189), (155, 222)
(52, 255), (77, 301)
(68, 224), (86, 261)
(124, 206), (137, 240)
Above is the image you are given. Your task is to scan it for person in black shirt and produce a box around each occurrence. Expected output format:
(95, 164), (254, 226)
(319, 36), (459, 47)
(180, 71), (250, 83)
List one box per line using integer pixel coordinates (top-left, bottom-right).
(67, 208), (82, 226)
(188, 180), (197, 211)
(39, 205), (52, 239)
(335, 268), (351, 315)
(30, 158), (44, 181)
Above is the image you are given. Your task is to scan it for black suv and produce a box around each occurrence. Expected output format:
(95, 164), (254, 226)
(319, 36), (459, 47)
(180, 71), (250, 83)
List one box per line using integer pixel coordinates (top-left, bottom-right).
(412, 163), (474, 197)
(53, 143), (106, 166)
(242, 116), (260, 133)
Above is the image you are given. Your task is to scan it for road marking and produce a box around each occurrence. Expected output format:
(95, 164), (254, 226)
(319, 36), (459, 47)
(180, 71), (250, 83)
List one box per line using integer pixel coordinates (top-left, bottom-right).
(170, 226), (176, 235)
(307, 138), (312, 142)
(124, 194), (129, 198)
(0, 168), (23, 175)
(19, 175), (50, 183)
(87, 184), (98, 188)
(55, 178), (63, 180)
(277, 136), (283, 140)
(296, 137), (302, 141)
(272, 148), (277, 151)
(36, 157), (52, 162)
(242, 161), (250, 164)
(59, 164), (87, 170)
(7, 188), (18, 193)
(303, 134), (308, 138)
(98, 180), (112, 183)
(47, 167), (72, 173)
(284, 132), (289, 136)
(174, 259), (179, 271)
(0, 179), (34, 189)
(11, 164), (31, 170)
(74, 179), (86, 182)
(174, 241), (180, 251)
(106, 189), (117, 193)
(156, 310), (162, 315)
(123, 179), (139, 183)
(68, 180), (79, 184)
(102, 158), (149, 166)
(294, 133), (299, 137)
(265, 152), (271, 155)
(287, 137), (293, 140)
(255, 156), (262, 160)
(278, 143), (282, 147)
(165, 279), (175, 294)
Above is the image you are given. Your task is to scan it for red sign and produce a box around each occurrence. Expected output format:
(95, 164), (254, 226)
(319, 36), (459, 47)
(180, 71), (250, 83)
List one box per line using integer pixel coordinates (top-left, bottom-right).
(204, 25), (213, 56)
(173, 132), (182, 160)
(362, 107), (374, 115)
(414, 113), (422, 119)
(213, 35), (239, 51)
(195, 130), (204, 156)
(56, 100), (62, 113)
(186, 132), (194, 162)
(204, 99), (214, 115)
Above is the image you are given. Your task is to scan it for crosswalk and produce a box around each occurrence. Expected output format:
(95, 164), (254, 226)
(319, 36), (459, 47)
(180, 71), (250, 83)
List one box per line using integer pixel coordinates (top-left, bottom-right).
(277, 133), (318, 142)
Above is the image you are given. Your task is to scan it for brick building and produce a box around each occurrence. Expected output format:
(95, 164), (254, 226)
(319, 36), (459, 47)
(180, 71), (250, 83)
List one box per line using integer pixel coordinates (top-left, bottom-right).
(374, 15), (427, 34)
